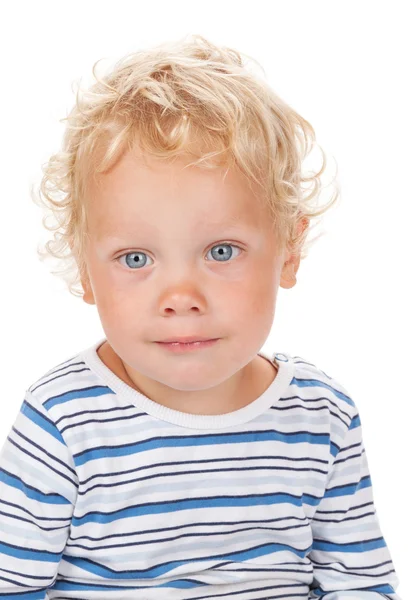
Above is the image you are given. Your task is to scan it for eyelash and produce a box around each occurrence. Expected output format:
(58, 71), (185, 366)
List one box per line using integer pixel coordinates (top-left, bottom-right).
(116, 242), (244, 270)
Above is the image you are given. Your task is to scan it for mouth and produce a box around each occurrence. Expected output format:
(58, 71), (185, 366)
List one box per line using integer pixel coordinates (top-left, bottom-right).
(155, 338), (220, 351)
(156, 337), (218, 344)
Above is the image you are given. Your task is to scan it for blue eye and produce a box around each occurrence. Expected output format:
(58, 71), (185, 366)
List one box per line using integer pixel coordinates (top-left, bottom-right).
(117, 243), (242, 270)
(118, 252), (151, 269)
(206, 243), (242, 262)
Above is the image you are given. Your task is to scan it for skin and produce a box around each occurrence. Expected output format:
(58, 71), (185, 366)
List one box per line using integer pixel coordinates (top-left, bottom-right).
(80, 146), (306, 415)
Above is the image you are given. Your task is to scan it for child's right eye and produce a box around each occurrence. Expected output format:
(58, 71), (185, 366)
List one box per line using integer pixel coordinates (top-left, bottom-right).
(117, 252), (152, 269)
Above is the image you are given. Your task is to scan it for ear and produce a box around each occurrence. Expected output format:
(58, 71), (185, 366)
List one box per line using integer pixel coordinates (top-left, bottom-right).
(279, 216), (309, 289)
(69, 238), (96, 305)
(280, 253), (301, 289)
(81, 274), (96, 305)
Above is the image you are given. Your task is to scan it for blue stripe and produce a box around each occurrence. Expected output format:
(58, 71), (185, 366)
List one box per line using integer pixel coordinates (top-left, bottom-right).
(0, 540), (62, 562)
(44, 385), (115, 410)
(313, 535), (387, 553)
(0, 468), (72, 505)
(0, 592), (46, 599)
(74, 429), (330, 466)
(293, 377), (354, 406)
(324, 474), (372, 498)
(20, 402), (65, 445)
(314, 582), (397, 595)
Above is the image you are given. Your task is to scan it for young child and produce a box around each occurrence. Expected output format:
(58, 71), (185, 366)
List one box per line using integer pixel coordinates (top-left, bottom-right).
(0, 35), (402, 599)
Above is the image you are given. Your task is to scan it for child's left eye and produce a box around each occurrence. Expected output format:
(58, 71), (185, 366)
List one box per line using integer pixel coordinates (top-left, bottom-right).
(206, 243), (242, 262)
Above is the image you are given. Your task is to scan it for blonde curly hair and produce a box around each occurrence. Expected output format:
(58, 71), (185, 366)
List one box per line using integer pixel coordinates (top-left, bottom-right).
(32, 34), (340, 298)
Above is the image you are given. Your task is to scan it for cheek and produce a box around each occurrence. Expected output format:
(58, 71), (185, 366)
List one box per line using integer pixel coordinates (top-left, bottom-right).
(89, 261), (134, 309)
(251, 288), (276, 320)
(232, 269), (278, 319)
(93, 280), (131, 324)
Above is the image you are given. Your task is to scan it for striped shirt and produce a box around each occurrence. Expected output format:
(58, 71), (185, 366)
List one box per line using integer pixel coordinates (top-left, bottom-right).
(0, 337), (402, 599)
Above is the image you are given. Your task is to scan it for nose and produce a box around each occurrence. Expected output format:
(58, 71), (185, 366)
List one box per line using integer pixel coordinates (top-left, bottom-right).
(158, 284), (207, 316)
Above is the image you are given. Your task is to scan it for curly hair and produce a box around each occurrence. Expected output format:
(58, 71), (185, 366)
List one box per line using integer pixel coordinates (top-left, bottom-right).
(32, 33), (340, 297)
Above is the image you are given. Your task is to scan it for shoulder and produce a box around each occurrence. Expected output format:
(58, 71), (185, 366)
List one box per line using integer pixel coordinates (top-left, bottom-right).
(25, 346), (112, 419)
(274, 351), (358, 441)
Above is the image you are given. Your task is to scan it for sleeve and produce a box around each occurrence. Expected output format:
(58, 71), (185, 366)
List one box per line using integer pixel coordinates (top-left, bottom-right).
(308, 407), (402, 599)
(0, 390), (78, 597)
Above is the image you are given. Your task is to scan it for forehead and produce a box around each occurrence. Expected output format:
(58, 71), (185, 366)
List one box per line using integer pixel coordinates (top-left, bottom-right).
(86, 149), (271, 237)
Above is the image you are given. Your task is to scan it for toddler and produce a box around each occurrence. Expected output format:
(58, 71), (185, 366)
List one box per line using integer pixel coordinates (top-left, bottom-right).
(0, 35), (402, 599)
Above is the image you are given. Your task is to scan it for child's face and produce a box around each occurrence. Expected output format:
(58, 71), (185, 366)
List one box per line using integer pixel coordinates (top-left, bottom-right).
(81, 146), (297, 407)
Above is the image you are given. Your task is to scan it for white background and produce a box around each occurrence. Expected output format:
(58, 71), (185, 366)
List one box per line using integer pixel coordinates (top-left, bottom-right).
(0, 1), (414, 597)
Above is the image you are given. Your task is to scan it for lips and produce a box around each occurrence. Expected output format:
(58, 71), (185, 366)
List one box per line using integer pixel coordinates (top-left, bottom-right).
(156, 337), (217, 343)
(156, 338), (220, 352)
